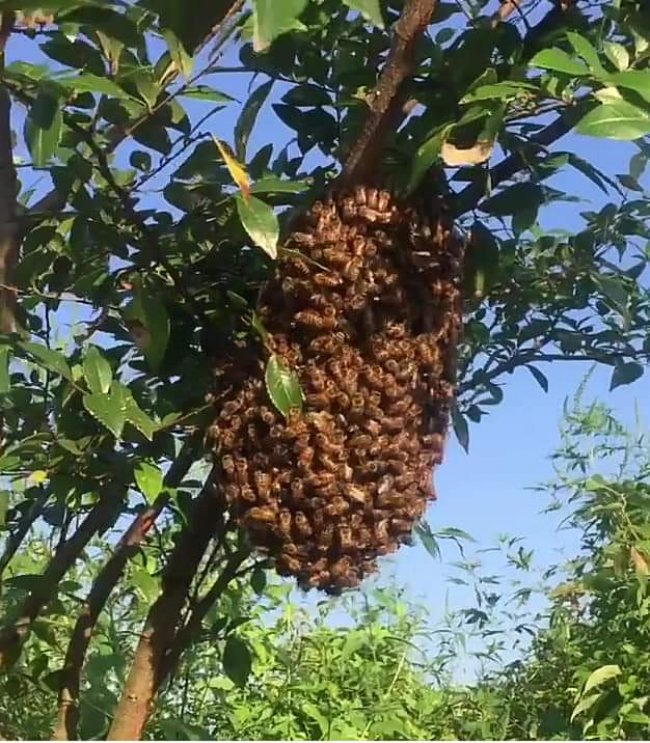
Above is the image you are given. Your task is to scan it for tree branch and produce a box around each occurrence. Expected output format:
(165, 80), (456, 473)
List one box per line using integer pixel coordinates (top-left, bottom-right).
(339, 0), (438, 188)
(0, 10), (18, 333)
(51, 432), (204, 741)
(0, 485), (124, 669)
(106, 469), (225, 741)
(0, 486), (48, 578)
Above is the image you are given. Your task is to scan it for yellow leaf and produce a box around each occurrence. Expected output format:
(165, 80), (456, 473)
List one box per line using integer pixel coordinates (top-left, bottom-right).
(441, 140), (495, 166)
(631, 546), (650, 577)
(29, 470), (48, 484)
(213, 137), (251, 200)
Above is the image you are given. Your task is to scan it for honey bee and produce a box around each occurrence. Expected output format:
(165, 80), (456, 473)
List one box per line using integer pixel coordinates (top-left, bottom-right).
(290, 231), (316, 248)
(294, 511), (312, 538)
(221, 454), (235, 478)
(288, 256), (311, 276)
(313, 272), (342, 288)
(275, 509), (292, 539)
(395, 473), (417, 490)
(244, 506), (277, 526)
(224, 484), (240, 502)
(343, 257), (363, 282)
(337, 525), (354, 551)
(218, 399), (242, 419)
(315, 482), (339, 498)
(348, 433), (372, 451)
(253, 472), (273, 501)
(390, 518), (413, 536)
(343, 483), (367, 504)
(259, 407), (276, 426)
(384, 385), (403, 401)
(318, 523), (334, 549)
(305, 472), (336, 489)
(323, 496), (349, 518)
(357, 527), (372, 550)
(363, 419), (382, 437)
(311, 508), (325, 528)
(240, 485), (257, 503)
(277, 552), (302, 576)
(374, 519), (390, 543)
(330, 556), (357, 584)
(234, 458), (248, 485)
(382, 416), (405, 433)
(314, 433), (343, 456)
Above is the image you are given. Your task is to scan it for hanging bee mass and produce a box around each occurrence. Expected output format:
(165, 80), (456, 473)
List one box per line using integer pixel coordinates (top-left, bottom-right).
(207, 186), (464, 594)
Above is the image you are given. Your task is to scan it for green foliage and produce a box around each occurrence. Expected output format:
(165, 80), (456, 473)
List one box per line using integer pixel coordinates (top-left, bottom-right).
(0, 0), (649, 738)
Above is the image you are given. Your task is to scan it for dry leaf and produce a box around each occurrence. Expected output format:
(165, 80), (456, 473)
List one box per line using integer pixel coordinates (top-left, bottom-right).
(441, 140), (495, 167)
(630, 546), (649, 576)
(213, 137), (251, 200)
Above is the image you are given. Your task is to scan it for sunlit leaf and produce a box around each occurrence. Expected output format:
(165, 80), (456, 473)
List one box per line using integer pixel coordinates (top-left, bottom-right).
(252, 0), (308, 52)
(576, 101), (650, 140)
(214, 137), (251, 200)
(134, 461), (164, 504)
(19, 341), (72, 380)
(583, 664), (621, 694)
(234, 80), (273, 162)
(82, 345), (113, 395)
(265, 354), (303, 418)
(83, 391), (126, 439)
(236, 194), (279, 259)
(529, 48), (589, 76)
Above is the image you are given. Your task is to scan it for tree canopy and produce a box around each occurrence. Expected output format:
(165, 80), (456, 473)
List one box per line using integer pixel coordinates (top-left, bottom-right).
(0, 0), (649, 738)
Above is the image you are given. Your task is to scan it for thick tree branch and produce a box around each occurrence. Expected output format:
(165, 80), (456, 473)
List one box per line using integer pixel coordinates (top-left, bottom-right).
(0, 485), (123, 669)
(106, 469), (225, 741)
(52, 433), (203, 741)
(0, 10), (18, 333)
(340, 0), (438, 187)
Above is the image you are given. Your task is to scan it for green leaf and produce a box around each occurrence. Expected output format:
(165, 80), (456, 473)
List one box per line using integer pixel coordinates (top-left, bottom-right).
(604, 42), (630, 71)
(481, 183), (544, 216)
(529, 48), (589, 76)
(566, 32), (606, 75)
(134, 461), (164, 504)
(222, 635), (252, 687)
(82, 345), (112, 394)
(265, 354), (303, 418)
(597, 275), (629, 313)
(610, 70), (650, 102)
(344, 0), (384, 28)
(54, 72), (132, 99)
(0, 490), (9, 526)
(19, 341), (72, 380)
(25, 91), (62, 167)
(0, 347), (10, 394)
(576, 101), (650, 140)
(250, 568), (267, 595)
(610, 362), (644, 391)
(83, 391), (126, 439)
(235, 80), (273, 162)
(180, 86), (233, 103)
(584, 664), (622, 693)
(527, 365), (549, 393)
(250, 177), (309, 194)
(414, 521), (441, 561)
(452, 406), (469, 453)
(236, 195), (279, 259)
(123, 290), (170, 373)
(252, 0), (308, 52)
(162, 28), (193, 78)
(407, 125), (452, 194)
(124, 391), (157, 441)
(571, 693), (602, 722)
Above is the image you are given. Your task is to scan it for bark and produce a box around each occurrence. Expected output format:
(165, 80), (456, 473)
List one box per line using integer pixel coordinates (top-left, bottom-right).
(0, 11), (18, 333)
(340, 0), (438, 188)
(0, 487), (123, 669)
(106, 471), (224, 741)
(52, 434), (202, 741)
(0, 487), (48, 578)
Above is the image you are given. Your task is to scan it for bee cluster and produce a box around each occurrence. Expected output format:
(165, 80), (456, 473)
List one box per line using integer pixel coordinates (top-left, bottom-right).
(208, 187), (463, 593)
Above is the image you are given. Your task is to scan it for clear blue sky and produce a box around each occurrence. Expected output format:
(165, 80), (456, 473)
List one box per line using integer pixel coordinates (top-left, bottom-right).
(7, 20), (650, 659)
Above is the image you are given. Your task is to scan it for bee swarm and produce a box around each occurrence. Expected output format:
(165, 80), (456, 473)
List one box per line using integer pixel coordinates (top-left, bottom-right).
(208, 186), (463, 594)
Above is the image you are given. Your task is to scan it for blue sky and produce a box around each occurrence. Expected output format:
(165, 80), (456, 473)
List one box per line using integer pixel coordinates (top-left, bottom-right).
(6, 13), (650, 663)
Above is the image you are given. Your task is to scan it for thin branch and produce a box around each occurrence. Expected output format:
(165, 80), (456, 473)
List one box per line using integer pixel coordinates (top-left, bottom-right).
(51, 432), (204, 741)
(0, 486), (48, 578)
(0, 485), (124, 669)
